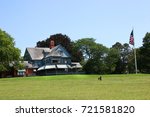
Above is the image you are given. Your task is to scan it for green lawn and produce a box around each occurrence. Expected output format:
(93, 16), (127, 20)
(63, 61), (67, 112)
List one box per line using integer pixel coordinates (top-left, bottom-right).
(0, 74), (150, 100)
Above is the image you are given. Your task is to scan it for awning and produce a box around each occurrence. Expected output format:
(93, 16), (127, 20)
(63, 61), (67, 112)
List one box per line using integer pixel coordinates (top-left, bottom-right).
(37, 65), (56, 71)
(37, 66), (45, 71)
(18, 69), (26, 72)
(56, 65), (68, 69)
(71, 62), (82, 69)
(45, 65), (56, 69)
(67, 65), (72, 68)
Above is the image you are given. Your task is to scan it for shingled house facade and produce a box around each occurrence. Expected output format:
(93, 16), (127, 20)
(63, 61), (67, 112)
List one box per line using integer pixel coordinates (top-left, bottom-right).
(23, 42), (82, 76)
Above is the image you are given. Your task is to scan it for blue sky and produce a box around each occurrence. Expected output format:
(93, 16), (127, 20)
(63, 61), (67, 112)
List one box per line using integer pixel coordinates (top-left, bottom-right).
(0, 0), (150, 55)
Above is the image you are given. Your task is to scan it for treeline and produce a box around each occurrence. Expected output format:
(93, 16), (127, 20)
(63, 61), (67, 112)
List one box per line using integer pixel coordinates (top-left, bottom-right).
(37, 33), (150, 74)
(1, 28), (149, 77)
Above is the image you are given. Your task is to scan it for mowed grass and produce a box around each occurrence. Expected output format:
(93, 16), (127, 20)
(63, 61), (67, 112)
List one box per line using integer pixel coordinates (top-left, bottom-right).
(0, 74), (150, 100)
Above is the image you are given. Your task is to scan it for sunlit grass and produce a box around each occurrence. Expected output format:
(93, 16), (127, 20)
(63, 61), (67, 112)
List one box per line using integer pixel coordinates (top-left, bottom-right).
(0, 74), (150, 100)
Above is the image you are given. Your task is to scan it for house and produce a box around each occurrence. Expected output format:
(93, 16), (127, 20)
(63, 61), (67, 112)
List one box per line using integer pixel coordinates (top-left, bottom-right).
(23, 42), (82, 76)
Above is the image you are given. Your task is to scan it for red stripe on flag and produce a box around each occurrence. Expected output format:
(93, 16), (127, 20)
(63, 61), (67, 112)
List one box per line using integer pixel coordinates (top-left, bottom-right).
(129, 30), (134, 45)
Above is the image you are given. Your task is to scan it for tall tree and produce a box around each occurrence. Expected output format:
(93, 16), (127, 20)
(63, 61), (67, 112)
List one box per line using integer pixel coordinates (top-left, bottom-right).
(140, 32), (150, 73)
(70, 41), (83, 62)
(122, 43), (132, 73)
(112, 42), (132, 73)
(0, 28), (21, 77)
(74, 38), (96, 60)
(105, 48), (120, 73)
(74, 38), (112, 74)
(37, 33), (71, 49)
(112, 42), (124, 73)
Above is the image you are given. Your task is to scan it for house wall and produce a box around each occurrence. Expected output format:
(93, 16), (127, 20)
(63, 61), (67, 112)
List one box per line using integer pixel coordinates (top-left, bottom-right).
(43, 57), (71, 65)
(32, 60), (43, 68)
(24, 49), (32, 61)
(25, 68), (36, 76)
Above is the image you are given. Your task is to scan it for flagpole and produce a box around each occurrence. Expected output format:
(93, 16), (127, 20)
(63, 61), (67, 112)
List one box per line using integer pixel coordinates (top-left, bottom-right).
(133, 45), (138, 74)
(129, 28), (138, 74)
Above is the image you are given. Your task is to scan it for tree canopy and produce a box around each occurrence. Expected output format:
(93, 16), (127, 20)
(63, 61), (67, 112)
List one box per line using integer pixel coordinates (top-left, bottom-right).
(74, 38), (96, 60)
(37, 33), (71, 49)
(139, 32), (150, 73)
(0, 29), (20, 72)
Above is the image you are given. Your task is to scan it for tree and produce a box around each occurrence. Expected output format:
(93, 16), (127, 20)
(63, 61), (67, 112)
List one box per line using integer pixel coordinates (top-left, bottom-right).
(112, 42), (123, 73)
(70, 41), (83, 62)
(105, 48), (120, 73)
(0, 28), (21, 77)
(74, 38), (111, 74)
(37, 33), (71, 49)
(81, 42), (108, 74)
(128, 48), (140, 73)
(112, 42), (132, 73)
(140, 32), (150, 73)
(122, 43), (132, 73)
(83, 58), (102, 74)
(74, 38), (96, 60)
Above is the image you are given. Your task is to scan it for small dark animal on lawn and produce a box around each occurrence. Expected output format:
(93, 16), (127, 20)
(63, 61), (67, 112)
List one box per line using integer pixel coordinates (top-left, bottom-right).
(98, 76), (102, 81)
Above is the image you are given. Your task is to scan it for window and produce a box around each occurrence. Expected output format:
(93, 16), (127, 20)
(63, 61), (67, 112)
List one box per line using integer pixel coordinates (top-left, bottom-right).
(46, 59), (49, 64)
(18, 71), (25, 76)
(64, 60), (67, 64)
(52, 58), (61, 64)
(52, 60), (59, 64)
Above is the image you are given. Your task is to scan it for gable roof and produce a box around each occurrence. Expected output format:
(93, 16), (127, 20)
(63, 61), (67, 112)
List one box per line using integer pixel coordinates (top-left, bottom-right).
(24, 45), (70, 61)
(46, 45), (71, 58)
(24, 48), (51, 60)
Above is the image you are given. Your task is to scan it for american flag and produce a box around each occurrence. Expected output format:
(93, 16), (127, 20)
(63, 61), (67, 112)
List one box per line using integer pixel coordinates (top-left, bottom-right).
(129, 30), (134, 45)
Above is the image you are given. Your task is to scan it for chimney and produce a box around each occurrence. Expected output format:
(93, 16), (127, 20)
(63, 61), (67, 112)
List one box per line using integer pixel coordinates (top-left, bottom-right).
(50, 40), (55, 49)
